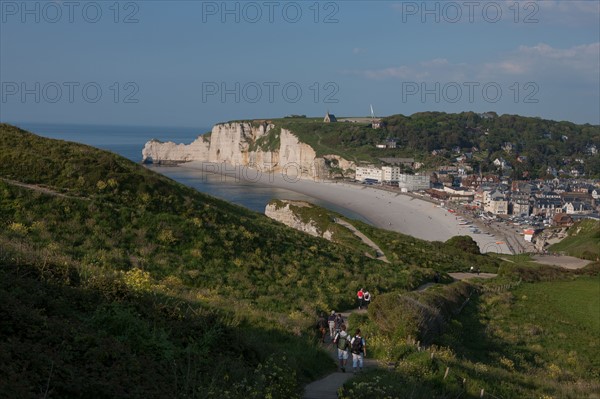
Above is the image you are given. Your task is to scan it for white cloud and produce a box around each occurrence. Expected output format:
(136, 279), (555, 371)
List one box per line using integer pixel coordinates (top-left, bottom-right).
(364, 66), (414, 79)
(354, 42), (599, 83)
(482, 42), (600, 79)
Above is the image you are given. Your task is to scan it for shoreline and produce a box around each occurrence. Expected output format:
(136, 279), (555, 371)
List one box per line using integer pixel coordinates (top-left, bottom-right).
(179, 161), (513, 255)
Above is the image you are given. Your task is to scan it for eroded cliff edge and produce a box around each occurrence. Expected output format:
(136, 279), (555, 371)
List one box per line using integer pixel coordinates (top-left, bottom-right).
(142, 121), (355, 179)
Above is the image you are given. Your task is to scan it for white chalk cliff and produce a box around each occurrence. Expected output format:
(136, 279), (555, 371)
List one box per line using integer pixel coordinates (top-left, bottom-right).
(265, 200), (333, 240)
(142, 122), (354, 179)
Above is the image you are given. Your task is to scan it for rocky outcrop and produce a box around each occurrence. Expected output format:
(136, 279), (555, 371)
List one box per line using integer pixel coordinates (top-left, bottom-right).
(265, 200), (333, 240)
(142, 136), (210, 163)
(142, 121), (354, 179)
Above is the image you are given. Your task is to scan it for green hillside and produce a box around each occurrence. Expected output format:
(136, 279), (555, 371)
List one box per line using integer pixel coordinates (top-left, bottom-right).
(549, 219), (600, 260)
(340, 269), (600, 399)
(267, 199), (501, 274)
(259, 112), (600, 177)
(0, 123), (500, 397)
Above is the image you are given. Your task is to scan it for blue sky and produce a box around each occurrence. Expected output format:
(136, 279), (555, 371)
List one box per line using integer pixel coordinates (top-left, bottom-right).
(1, 0), (599, 127)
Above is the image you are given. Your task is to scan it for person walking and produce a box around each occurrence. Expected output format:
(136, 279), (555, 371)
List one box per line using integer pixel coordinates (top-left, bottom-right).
(317, 313), (327, 343)
(357, 288), (364, 309)
(350, 329), (366, 374)
(333, 324), (351, 372)
(327, 311), (337, 338)
(334, 313), (344, 336)
(363, 291), (371, 308)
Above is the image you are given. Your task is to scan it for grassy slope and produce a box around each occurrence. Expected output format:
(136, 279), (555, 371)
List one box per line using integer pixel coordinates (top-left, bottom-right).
(441, 275), (600, 398)
(339, 271), (600, 399)
(549, 219), (600, 260)
(3, 122), (597, 398)
(0, 123), (488, 397)
(267, 199), (502, 274)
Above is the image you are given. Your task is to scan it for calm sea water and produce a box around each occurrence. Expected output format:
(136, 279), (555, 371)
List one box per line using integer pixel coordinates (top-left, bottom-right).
(12, 122), (367, 221)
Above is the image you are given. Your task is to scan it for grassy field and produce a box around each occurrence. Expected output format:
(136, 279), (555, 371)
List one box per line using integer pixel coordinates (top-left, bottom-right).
(510, 276), (600, 346)
(340, 273), (600, 398)
(549, 220), (600, 261)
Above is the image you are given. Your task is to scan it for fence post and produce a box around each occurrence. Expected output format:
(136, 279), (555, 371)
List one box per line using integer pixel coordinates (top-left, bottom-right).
(480, 388), (485, 397)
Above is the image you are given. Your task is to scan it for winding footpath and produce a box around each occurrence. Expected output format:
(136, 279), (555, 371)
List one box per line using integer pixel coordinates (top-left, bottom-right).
(334, 218), (389, 263)
(0, 178), (87, 201)
(301, 272), (498, 398)
(302, 309), (378, 399)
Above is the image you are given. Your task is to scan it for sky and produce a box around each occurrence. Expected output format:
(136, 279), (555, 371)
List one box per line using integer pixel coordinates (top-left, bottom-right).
(1, 0), (599, 127)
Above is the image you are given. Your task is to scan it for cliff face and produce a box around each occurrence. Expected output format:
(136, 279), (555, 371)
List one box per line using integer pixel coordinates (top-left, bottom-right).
(265, 200), (333, 240)
(142, 122), (354, 179)
(142, 136), (210, 163)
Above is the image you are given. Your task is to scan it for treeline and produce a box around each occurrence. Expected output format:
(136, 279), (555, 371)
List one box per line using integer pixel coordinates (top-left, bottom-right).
(383, 112), (600, 177)
(271, 112), (600, 178)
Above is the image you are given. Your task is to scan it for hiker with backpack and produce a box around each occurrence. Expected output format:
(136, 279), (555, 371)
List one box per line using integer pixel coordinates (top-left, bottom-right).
(327, 311), (337, 338)
(333, 324), (351, 372)
(317, 313), (327, 343)
(350, 329), (366, 374)
(334, 313), (344, 336)
(357, 288), (364, 309)
(363, 291), (371, 308)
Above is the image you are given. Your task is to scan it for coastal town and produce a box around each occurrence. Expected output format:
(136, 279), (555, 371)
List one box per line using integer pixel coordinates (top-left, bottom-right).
(353, 159), (599, 254)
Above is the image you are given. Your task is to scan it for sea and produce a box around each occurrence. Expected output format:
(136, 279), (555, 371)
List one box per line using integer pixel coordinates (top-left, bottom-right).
(12, 122), (367, 221)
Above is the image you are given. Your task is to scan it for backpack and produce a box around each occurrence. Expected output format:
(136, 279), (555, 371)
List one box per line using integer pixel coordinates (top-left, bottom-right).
(336, 333), (349, 350)
(351, 336), (363, 354)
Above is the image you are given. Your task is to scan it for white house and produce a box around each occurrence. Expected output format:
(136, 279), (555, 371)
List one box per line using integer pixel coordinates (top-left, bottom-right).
(382, 166), (401, 183)
(484, 190), (508, 215)
(493, 157), (511, 170)
(355, 167), (383, 182)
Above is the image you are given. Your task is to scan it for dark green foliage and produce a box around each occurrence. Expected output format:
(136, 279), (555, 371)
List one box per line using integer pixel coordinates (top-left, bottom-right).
(498, 260), (600, 282)
(257, 112), (600, 177)
(0, 259), (304, 399)
(445, 235), (481, 255)
(348, 220), (501, 273)
(369, 282), (474, 344)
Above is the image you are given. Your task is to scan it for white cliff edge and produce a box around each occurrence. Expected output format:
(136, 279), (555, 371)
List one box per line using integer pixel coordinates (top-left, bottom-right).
(142, 122), (355, 179)
(265, 200), (333, 240)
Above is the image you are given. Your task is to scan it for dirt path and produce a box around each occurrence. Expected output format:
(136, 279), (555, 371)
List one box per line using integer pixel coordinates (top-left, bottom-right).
(448, 272), (498, 280)
(302, 271), (500, 398)
(334, 218), (389, 263)
(530, 255), (592, 269)
(0, 178), (86, 200)
(302, 309), (378, 399)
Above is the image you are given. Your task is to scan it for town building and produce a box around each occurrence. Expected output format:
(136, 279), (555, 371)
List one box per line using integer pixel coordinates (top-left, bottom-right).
(382, 166), (401, 183)
(484, 190), (508, 215)
(372, 119), (383, 129)
(443, 186), (475, 202)
(397, 174), (430, 192)
(324, 111), (337, 123)
(355, 166), (382, 182)
(553, 213), (574, 227)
